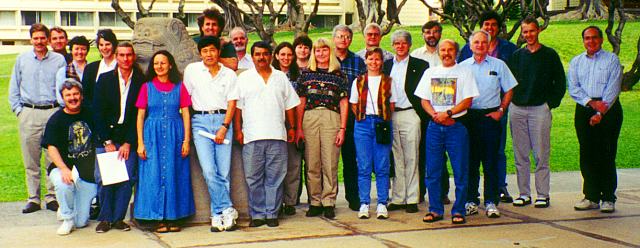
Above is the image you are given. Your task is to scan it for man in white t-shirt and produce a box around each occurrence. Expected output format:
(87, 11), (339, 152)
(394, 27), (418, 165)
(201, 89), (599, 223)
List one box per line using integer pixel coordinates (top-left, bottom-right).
(235, 41), (300, 228)
(414, 39), (479, 224)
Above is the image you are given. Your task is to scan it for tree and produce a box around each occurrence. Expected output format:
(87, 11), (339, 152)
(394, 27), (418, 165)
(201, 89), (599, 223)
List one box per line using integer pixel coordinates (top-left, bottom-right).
(111, 0), (187, 29)
(578, 0), (606, 19)
(354, 0), (409, 35)
(603, 0), (639, 90)
(419, 0), (550, 42)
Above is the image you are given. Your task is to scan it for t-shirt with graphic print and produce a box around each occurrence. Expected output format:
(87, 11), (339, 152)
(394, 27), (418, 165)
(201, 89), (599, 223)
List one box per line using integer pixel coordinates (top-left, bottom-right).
(414, 63), (479, 118)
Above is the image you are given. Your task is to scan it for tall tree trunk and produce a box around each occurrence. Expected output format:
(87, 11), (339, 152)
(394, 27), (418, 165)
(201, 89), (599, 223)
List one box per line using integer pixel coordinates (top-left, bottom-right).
(622, 36), (640, 91)
(212, 0), (246, 32)
(581, 0), (605, 19)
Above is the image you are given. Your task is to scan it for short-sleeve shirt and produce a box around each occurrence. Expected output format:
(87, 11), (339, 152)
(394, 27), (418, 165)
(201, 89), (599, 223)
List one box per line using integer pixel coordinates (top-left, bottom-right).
(42, 107), (96, 183)
(236, 68), (300, 143)
(411, 46), (441, 67)
(135, 78), (192, 109)
(183, 62), (239, 111)
(296, 68), (348, 112)
(349, 75), (398, 115)
(414, 64), (479, 118)
(459, 56), (517, 109)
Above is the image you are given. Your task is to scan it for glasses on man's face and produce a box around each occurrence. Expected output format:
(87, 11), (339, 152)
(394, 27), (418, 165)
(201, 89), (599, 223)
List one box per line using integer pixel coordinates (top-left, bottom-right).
(366, 32), (381, 37)
(336, 35), (352, 40)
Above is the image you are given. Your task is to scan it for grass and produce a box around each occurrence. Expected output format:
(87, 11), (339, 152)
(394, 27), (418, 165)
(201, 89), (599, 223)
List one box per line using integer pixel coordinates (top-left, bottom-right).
(1, 20), (639, 202)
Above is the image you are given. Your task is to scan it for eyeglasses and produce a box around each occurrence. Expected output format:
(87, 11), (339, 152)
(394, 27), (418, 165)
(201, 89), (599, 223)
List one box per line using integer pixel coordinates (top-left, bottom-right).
(366, 33), (381, 37)
(336, 35), (352, 40)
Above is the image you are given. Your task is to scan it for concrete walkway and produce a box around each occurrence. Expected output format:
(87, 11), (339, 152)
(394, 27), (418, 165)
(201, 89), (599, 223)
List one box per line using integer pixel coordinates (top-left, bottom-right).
(1, 169), (639, 247)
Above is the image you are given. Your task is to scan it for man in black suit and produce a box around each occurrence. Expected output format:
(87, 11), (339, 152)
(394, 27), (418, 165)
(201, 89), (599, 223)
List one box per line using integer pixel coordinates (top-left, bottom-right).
(92, 42), (144, 233)
(383, 30), (429, 213)
(82, 29), (118, 107)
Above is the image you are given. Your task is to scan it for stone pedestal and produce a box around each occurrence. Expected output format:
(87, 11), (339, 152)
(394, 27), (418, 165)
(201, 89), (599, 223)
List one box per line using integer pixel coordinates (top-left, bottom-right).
(189, 143), (249, 223)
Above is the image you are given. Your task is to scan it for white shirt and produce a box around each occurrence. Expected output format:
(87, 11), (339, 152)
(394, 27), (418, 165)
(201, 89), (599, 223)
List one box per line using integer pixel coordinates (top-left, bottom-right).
(183, 62), (239, 111)
(96, 58), (117, 81)
(414, 64), (479, 118)
(411, 46), (442, 67)
(237, 55), (255, 70)
(349, 75), (398, 115)
(236, 67), (300, 144)
(117, 68), (132, 124)
(390, 56), (412, 109)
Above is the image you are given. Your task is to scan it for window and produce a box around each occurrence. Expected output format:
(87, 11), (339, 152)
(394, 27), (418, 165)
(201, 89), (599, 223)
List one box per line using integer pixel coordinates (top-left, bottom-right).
(310, 15), (339, 28)
(0, 11), (15, 26)
(99, 12), (129, 27)
(61, 12), (93, 26)
(136, 12), (169, 20)
(21, 11), (55, 26)
(172, 13), (199, 27)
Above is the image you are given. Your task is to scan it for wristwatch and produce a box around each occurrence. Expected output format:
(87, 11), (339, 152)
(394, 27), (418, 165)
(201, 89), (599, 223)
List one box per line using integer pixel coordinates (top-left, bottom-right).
(498, 107), (504, 113)
(446, 110), (453, 117)
(221, 123), (230, 129)
(103, 140), (113, 146)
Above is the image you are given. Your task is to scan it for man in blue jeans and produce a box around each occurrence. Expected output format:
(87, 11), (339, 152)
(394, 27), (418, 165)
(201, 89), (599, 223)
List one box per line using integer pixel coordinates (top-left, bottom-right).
(460, 31), (517, 218)
(415, 39), (478, 224)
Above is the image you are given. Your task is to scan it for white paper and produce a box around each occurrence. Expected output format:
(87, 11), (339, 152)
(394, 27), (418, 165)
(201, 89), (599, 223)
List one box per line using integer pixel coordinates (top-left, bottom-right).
(96, 151), (129, 186)
(197, 130), (230, 144)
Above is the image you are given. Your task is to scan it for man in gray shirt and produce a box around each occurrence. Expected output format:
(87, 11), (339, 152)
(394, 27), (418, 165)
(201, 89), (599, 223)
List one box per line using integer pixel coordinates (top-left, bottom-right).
(9, 23), (67, 214)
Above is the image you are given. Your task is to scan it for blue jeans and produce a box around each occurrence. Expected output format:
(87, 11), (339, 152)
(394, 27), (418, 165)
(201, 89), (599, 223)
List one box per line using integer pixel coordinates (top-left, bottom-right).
(95, 145), (136, 222)
(192, 113), (234, 215)
(425, 121), (469, 216)
(50, 168), (97, 227)
(354, 116), (391, 205)
(467, 110), (500, 205)
(242, 140), (287, 219)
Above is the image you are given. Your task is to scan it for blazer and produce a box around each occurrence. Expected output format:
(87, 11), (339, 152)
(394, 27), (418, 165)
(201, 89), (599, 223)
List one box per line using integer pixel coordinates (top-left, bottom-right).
(92, 66), (145, 146)
(81, 61), (101, 107)
(383, 56), (430, 121)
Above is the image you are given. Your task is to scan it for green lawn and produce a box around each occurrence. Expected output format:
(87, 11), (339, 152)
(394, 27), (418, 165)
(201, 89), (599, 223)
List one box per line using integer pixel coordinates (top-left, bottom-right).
(1, 20), (639, 202)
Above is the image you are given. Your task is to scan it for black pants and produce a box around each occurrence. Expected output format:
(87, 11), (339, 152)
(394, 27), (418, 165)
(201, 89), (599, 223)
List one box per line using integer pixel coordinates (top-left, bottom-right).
(575, 101), (622, 202)
(342, 113), (360, 206)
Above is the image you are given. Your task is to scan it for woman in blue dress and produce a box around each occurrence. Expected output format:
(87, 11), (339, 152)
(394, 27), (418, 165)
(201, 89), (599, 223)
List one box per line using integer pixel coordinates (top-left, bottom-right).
(134, 50), (194, 232)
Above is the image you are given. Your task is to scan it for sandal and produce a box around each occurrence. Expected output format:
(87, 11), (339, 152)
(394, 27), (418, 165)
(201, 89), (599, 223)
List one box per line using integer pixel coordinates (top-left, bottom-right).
(422, 212), (443, 223)
(155, 222), (169, 233)
(168, 223), (181, 232)
(513, 197), (532, 207)
(452, 214), (466, 224)
(534, 198), (550, 208)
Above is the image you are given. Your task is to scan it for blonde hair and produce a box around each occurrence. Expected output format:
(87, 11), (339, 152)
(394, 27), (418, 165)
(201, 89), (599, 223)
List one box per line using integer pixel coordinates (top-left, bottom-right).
(308, 38), (341, 73)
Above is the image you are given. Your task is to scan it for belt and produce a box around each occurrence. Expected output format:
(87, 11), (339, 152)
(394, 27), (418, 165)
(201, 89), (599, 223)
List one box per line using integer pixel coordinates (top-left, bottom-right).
(194, 109), (227, 115)
(469, 107), (499, 115)
(23, 103), (59, 109)
(395, 106), (413, 112)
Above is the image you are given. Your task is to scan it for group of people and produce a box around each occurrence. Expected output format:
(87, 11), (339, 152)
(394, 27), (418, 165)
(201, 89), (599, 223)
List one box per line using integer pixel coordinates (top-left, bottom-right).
(9, 8), (623, 235)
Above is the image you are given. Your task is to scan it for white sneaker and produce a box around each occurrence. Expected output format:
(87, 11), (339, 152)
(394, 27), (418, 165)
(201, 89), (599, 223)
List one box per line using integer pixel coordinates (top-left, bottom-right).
(56, 208), (63, 221)
(600, 201), (615, 213)
(210, 215), (224, 232)
(485, 203), (500, 218)
(465, 202), (479, 215)
(222, 207), (239, 231)
(574, 199), (599, 211)
(358, 204), (370, 219)
(376, 204), (389, 219)
(57, 219), (74, 235)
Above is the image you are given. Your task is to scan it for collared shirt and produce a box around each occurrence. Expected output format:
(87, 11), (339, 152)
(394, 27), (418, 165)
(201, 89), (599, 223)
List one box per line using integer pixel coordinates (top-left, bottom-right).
(411, 45), (441, 67)
(96, 58), (117, 81)
(356, 48), (395, 61)
(458, 38), (518, 63)
(55, 61), (86, 106)
(117, 68), (132, 124)
(237, 55), (255, 70)
(389, 56), (413, 109)
(349, 75), (398, 115)
(236, 67), (300, 144)
(338, 50), (366, 93)
(414, 64), (479, 118)
(183, 61), (239, 111)
(568, 49), (622, 108)
(9, 50), (67, 115)
(460, 56), (517, 109)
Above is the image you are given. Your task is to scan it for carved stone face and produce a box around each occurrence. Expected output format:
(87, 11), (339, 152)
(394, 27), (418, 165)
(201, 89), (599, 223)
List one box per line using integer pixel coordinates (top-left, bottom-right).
(132, 18), (200, 74)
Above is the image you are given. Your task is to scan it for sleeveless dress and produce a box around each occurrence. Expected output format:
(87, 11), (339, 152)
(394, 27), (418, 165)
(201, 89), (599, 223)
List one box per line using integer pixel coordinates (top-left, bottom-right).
(134, 82), (195, 220)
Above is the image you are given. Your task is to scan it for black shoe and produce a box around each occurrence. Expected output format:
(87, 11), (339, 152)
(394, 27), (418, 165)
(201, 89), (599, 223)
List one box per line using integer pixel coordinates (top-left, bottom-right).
(46, 200), (59, 211)
(306, 205), (323, 217)
(406, 204), (419, 213)
(323, 206), (336, 219)
(500, 188), (514, 203)
(89, 205), (100, 220)
(442, 196), (451, 205)
(22, 202), (41, 214)
(387, 203), (405, 211)
(112, 220), (131, 231)
(249, 219), (266, 227)
(348, 202), (360, 212)
(283, 205), (296, 216)
(265, 218), (279, 227)
(96, 221), (111, 233)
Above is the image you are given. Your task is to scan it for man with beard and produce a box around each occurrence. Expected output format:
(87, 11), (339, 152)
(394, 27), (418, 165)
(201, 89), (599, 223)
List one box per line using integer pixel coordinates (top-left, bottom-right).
(50, 27), (71, 63)
(230, 27), (254, 70)
(9, 23), (66, 214)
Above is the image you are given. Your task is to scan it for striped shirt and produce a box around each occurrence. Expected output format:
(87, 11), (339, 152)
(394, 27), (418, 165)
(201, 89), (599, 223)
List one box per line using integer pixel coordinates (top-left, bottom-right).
(568, 49), (621, 108)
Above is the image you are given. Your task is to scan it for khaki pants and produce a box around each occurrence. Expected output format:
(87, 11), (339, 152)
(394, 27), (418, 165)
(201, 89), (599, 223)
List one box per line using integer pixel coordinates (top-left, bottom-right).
(18, 107), (57, 204)
(283, 143), (302, 206)
(391, 109), (421, 205)
(303, 108), (340, 207)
